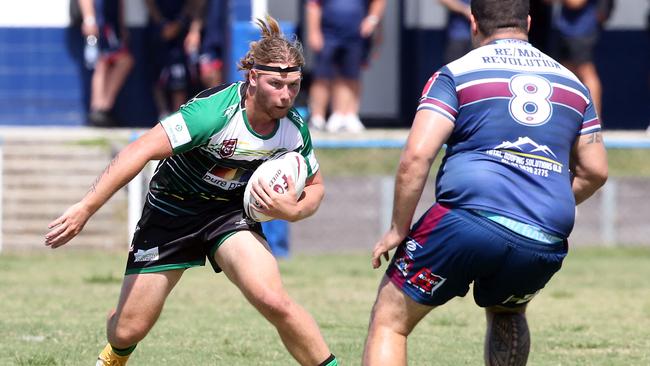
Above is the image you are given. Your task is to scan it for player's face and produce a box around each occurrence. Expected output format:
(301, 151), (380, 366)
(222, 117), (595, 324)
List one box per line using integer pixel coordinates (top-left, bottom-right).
(252, 66), (302, 119)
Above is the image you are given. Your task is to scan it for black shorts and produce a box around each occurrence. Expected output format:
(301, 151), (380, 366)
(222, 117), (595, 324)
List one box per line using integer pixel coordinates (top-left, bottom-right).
(557, 34), (598, 64)
(125, 204), (264, 275)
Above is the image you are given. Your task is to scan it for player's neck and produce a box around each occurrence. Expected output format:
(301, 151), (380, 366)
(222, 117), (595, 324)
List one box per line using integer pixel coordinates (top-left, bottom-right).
(478, 30), (528, 47)
(244, 93), (277, 135)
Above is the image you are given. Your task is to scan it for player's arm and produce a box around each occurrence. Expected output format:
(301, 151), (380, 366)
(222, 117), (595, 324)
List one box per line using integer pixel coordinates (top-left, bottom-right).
(45, 124), (173, 248)
(570, 131), (608, 205)
(371, 110), (454, 268)
(293, 170), (325, 221)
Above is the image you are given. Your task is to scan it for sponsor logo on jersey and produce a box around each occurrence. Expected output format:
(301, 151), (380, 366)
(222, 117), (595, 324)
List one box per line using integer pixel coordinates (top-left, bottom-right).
(223, 104), (237, 118)
(134, 247), (159, 262)
(161, 113), (191, 148)
(219, 138), (238, 158)
(486, 136), (563, 177)
(407, 268), (446, 297)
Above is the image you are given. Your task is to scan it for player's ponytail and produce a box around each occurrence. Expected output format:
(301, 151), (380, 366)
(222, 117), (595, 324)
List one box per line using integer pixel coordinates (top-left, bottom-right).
(238, 15), (304, 78)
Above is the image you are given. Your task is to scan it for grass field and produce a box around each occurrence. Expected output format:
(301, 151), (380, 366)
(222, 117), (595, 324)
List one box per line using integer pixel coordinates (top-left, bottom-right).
(316, 148), (650, 177)
(2, 248), (650, 365)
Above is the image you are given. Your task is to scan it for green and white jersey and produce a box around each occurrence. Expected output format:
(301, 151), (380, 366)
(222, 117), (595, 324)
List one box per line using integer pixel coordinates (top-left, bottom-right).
(151, 81), (319, 216)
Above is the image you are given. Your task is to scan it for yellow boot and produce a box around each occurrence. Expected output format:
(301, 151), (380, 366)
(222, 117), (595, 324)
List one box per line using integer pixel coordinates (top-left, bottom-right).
(95, 343), (130, 366)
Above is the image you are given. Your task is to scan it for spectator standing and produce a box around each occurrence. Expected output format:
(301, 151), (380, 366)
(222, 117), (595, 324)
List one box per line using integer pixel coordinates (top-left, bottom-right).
(306, 0), (386, 133)
(439, 0), (472, 63)
(183, 0), (228, 89)
(145, 0), (201, 117)
(554, 0), (610, 117)
(78, 0), (134, 127)
(362, 0), (608, 364)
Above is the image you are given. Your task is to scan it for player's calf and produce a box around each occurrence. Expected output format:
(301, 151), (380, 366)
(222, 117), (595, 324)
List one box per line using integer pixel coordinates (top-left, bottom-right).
(484, 310), (530, 366)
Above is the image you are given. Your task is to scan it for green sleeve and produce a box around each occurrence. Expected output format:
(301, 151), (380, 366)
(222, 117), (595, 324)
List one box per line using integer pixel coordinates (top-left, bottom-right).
(160, 83), (239, 154)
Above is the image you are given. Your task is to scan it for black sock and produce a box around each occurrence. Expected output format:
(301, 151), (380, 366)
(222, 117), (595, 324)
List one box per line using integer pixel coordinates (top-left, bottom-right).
(111, 344), (137, 357)
(317, 353), (337, 366)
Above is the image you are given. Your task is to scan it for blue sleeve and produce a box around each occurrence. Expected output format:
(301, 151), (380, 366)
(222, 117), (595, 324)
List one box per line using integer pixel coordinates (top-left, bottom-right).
(417, 67), (459, 123)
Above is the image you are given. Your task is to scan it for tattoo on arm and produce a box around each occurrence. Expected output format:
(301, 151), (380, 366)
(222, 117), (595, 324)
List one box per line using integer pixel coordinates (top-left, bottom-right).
(88, 153), (120, 194)
(586, 132), (603, 144)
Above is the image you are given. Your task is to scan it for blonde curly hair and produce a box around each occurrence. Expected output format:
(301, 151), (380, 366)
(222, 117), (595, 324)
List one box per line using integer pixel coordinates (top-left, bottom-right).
(238, 15), (305, 79)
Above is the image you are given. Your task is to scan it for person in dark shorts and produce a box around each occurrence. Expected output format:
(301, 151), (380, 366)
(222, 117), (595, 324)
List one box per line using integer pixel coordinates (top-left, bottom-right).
(46, 16), (339, 366)
(554, 0), (608, 116)
(78, 0), (134, 127)
(145, 0), (201, 117)
(306, 0), (386, 133)
(183, 0), (228, 89)
(362, 0), (609, 364)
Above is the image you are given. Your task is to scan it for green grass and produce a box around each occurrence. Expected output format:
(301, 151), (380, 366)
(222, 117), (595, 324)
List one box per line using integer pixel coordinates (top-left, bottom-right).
(316, 148), (650, 177)
(2, 248), (650, 365)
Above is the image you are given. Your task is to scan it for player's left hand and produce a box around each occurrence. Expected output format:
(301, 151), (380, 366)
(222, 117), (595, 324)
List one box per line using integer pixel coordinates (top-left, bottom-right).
(250, 176), (299, 221)
(371, 228), (405, 269)
(360, 16), (379, 38)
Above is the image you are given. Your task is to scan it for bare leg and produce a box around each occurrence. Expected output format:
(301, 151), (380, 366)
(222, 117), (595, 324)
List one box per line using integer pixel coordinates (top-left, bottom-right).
(107, 270), (184, 348)
(363, 276), (433, 366)
(214, 231), (331, 365)
(100, 53), (134, 111)
(90, 59), (109, 111)
(563, 61), (602, 117)
(170, 90), (187, 112)
(575, 62), (602, 117)
(331, 78), (357, 115)
(484, 306), (530, 366)
(309, 79), (331, 121)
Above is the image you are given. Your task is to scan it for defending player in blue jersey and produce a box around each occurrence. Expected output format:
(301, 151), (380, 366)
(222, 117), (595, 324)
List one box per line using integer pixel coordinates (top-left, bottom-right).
(362, 0), (608, 365)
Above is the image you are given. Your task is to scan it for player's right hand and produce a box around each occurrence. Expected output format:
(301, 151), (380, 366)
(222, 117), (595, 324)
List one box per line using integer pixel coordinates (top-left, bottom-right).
(44, 202), (92, 249)
(371, 228), (406, 269)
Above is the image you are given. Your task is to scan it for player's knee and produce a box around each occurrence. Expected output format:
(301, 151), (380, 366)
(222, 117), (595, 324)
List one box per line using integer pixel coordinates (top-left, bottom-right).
(107, 314), (150, 347)
(252, 290), (294, 321)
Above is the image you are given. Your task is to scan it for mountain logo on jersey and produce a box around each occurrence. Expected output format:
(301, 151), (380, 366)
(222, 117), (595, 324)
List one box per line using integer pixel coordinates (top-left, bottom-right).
(218, 139), (238, 158)
(487, 136), (563, 177)
(494, 137), (557, 158)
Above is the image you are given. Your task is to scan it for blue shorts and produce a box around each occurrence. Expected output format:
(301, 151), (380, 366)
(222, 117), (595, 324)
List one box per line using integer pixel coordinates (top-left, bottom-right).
(386, 203), (567, 308)
(312, 37), (364, 80)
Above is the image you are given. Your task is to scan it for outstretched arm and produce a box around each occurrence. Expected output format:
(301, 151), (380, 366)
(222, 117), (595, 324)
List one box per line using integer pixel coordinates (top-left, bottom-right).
(45, 124), (173, 248)
(371, 109), (454, 268)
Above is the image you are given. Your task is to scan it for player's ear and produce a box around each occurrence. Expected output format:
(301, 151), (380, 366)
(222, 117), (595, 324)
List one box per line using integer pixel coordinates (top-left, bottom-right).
(470, 14), (479, 37)
(527, 15), (531, 33)
(249, 70), (258, 86)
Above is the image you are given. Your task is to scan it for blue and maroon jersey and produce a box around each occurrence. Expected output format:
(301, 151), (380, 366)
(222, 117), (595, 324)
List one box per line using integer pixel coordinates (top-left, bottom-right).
(418, 38), (600, 238)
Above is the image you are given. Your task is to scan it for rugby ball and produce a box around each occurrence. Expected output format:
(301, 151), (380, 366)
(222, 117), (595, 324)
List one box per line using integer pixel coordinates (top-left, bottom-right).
(243, 152), (308, 222)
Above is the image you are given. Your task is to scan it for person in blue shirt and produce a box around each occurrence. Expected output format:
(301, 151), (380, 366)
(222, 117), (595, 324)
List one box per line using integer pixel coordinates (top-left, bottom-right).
(439, 0), (472, 63)
(554, 0), (606, 116)
(306, 0), (386, 133)
(362, 0), (608, 364)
